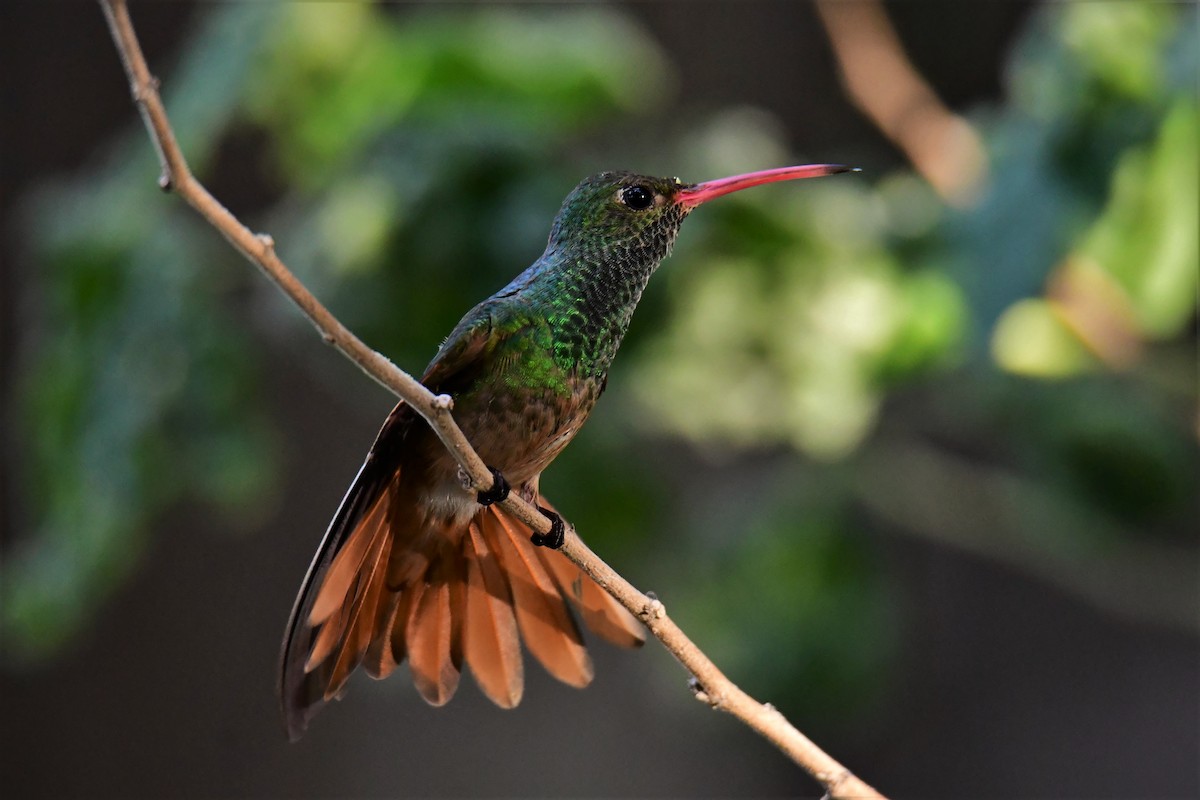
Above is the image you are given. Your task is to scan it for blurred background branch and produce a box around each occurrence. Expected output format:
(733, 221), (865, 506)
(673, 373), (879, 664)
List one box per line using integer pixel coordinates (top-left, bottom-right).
(814, 0), (988, 205)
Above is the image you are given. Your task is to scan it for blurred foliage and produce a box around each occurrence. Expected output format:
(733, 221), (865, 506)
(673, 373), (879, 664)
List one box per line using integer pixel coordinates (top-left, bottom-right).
(987, 2), (1197, 373)
(5, 7), (282, 661)
(5, 0), (1196, 729)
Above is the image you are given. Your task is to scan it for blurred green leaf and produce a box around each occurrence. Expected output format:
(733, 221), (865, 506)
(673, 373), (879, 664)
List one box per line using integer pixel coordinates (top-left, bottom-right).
(1062, 2), (1174, 103)
(246, 5), (672, 186)
(1080, 101), (1199, 337)
(4, 5), (281, 661)
(991, 298), (1098, 377)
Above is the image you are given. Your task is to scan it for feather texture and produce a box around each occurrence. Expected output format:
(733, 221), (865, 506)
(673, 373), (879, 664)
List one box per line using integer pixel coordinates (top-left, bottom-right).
(363, 592), (402, 680)
(483, 509), (593, 688)
(532, 500), (645, 649)
(308, 488), (389, 626)
(324, 523), (392, 698)
(463, 519), (524, 707)
(537, 546), (645, 649)
(305, 594), (351, 674)
(406, 572), (459, 706)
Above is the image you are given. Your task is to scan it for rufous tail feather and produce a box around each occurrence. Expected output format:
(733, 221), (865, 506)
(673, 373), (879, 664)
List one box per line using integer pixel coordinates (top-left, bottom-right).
(279, 467), (645, 740)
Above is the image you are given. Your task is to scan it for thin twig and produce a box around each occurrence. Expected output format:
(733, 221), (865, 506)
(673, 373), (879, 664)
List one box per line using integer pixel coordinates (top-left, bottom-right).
(97, 2), (884, 797)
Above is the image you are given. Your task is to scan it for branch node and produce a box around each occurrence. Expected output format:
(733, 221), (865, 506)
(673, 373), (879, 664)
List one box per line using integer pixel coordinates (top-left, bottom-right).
(157, 172), (173, 192)
(131, 74), (161, 105)
(640, 597), (666, 621)
(431, 393), (454, 411)
(256, 232), (276, 255)
(688, 678), (726, 709)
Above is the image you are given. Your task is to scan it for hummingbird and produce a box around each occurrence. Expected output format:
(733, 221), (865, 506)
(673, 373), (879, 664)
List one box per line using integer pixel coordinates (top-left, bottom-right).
(279, 164), (854, 740)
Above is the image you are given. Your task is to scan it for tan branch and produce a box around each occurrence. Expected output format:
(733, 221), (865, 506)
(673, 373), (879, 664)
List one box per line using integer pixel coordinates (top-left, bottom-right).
(97, 2), (884, 796)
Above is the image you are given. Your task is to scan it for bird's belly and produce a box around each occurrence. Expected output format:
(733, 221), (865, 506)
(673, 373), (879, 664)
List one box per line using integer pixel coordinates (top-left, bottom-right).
(411, 378), (601, 527)
(466, 382), (600, 485)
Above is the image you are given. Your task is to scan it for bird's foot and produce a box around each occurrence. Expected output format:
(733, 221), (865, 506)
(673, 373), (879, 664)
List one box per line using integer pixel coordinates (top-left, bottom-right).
(530, 506), (565, 550)
(476, 467), (510, 507)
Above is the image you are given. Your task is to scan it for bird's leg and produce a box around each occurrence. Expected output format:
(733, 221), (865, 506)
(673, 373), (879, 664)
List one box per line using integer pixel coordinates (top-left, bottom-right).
(530, 507), (565, 549)
(476, 466), (511, 506)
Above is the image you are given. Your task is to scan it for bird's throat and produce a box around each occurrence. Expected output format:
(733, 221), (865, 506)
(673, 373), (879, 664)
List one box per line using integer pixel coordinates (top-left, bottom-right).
(534, 217), (683, 381)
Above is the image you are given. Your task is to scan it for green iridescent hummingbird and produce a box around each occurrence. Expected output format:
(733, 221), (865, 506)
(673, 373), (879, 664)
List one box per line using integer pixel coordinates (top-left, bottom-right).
(279, 164), (854, 740)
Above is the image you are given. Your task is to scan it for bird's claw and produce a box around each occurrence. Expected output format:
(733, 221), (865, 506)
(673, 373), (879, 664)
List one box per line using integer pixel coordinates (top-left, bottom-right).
(476, 467), (510, 506)
(530, 506), (565, 549)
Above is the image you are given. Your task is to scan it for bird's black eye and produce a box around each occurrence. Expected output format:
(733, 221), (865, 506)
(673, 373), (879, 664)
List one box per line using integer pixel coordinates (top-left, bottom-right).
(621, 185), (654, 211)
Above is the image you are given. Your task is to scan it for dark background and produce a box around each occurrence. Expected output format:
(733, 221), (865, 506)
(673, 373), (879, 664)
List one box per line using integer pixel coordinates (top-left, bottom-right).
(2, 2), (1197, 798)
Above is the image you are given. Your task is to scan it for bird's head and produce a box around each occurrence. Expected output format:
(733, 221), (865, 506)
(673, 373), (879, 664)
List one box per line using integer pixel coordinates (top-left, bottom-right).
(545, 165), (856, 267)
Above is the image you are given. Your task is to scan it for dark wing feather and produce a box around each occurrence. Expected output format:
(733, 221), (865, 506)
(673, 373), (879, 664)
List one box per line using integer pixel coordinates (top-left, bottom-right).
(277, 403), (413, 742)
(421, 304), (495, 392)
